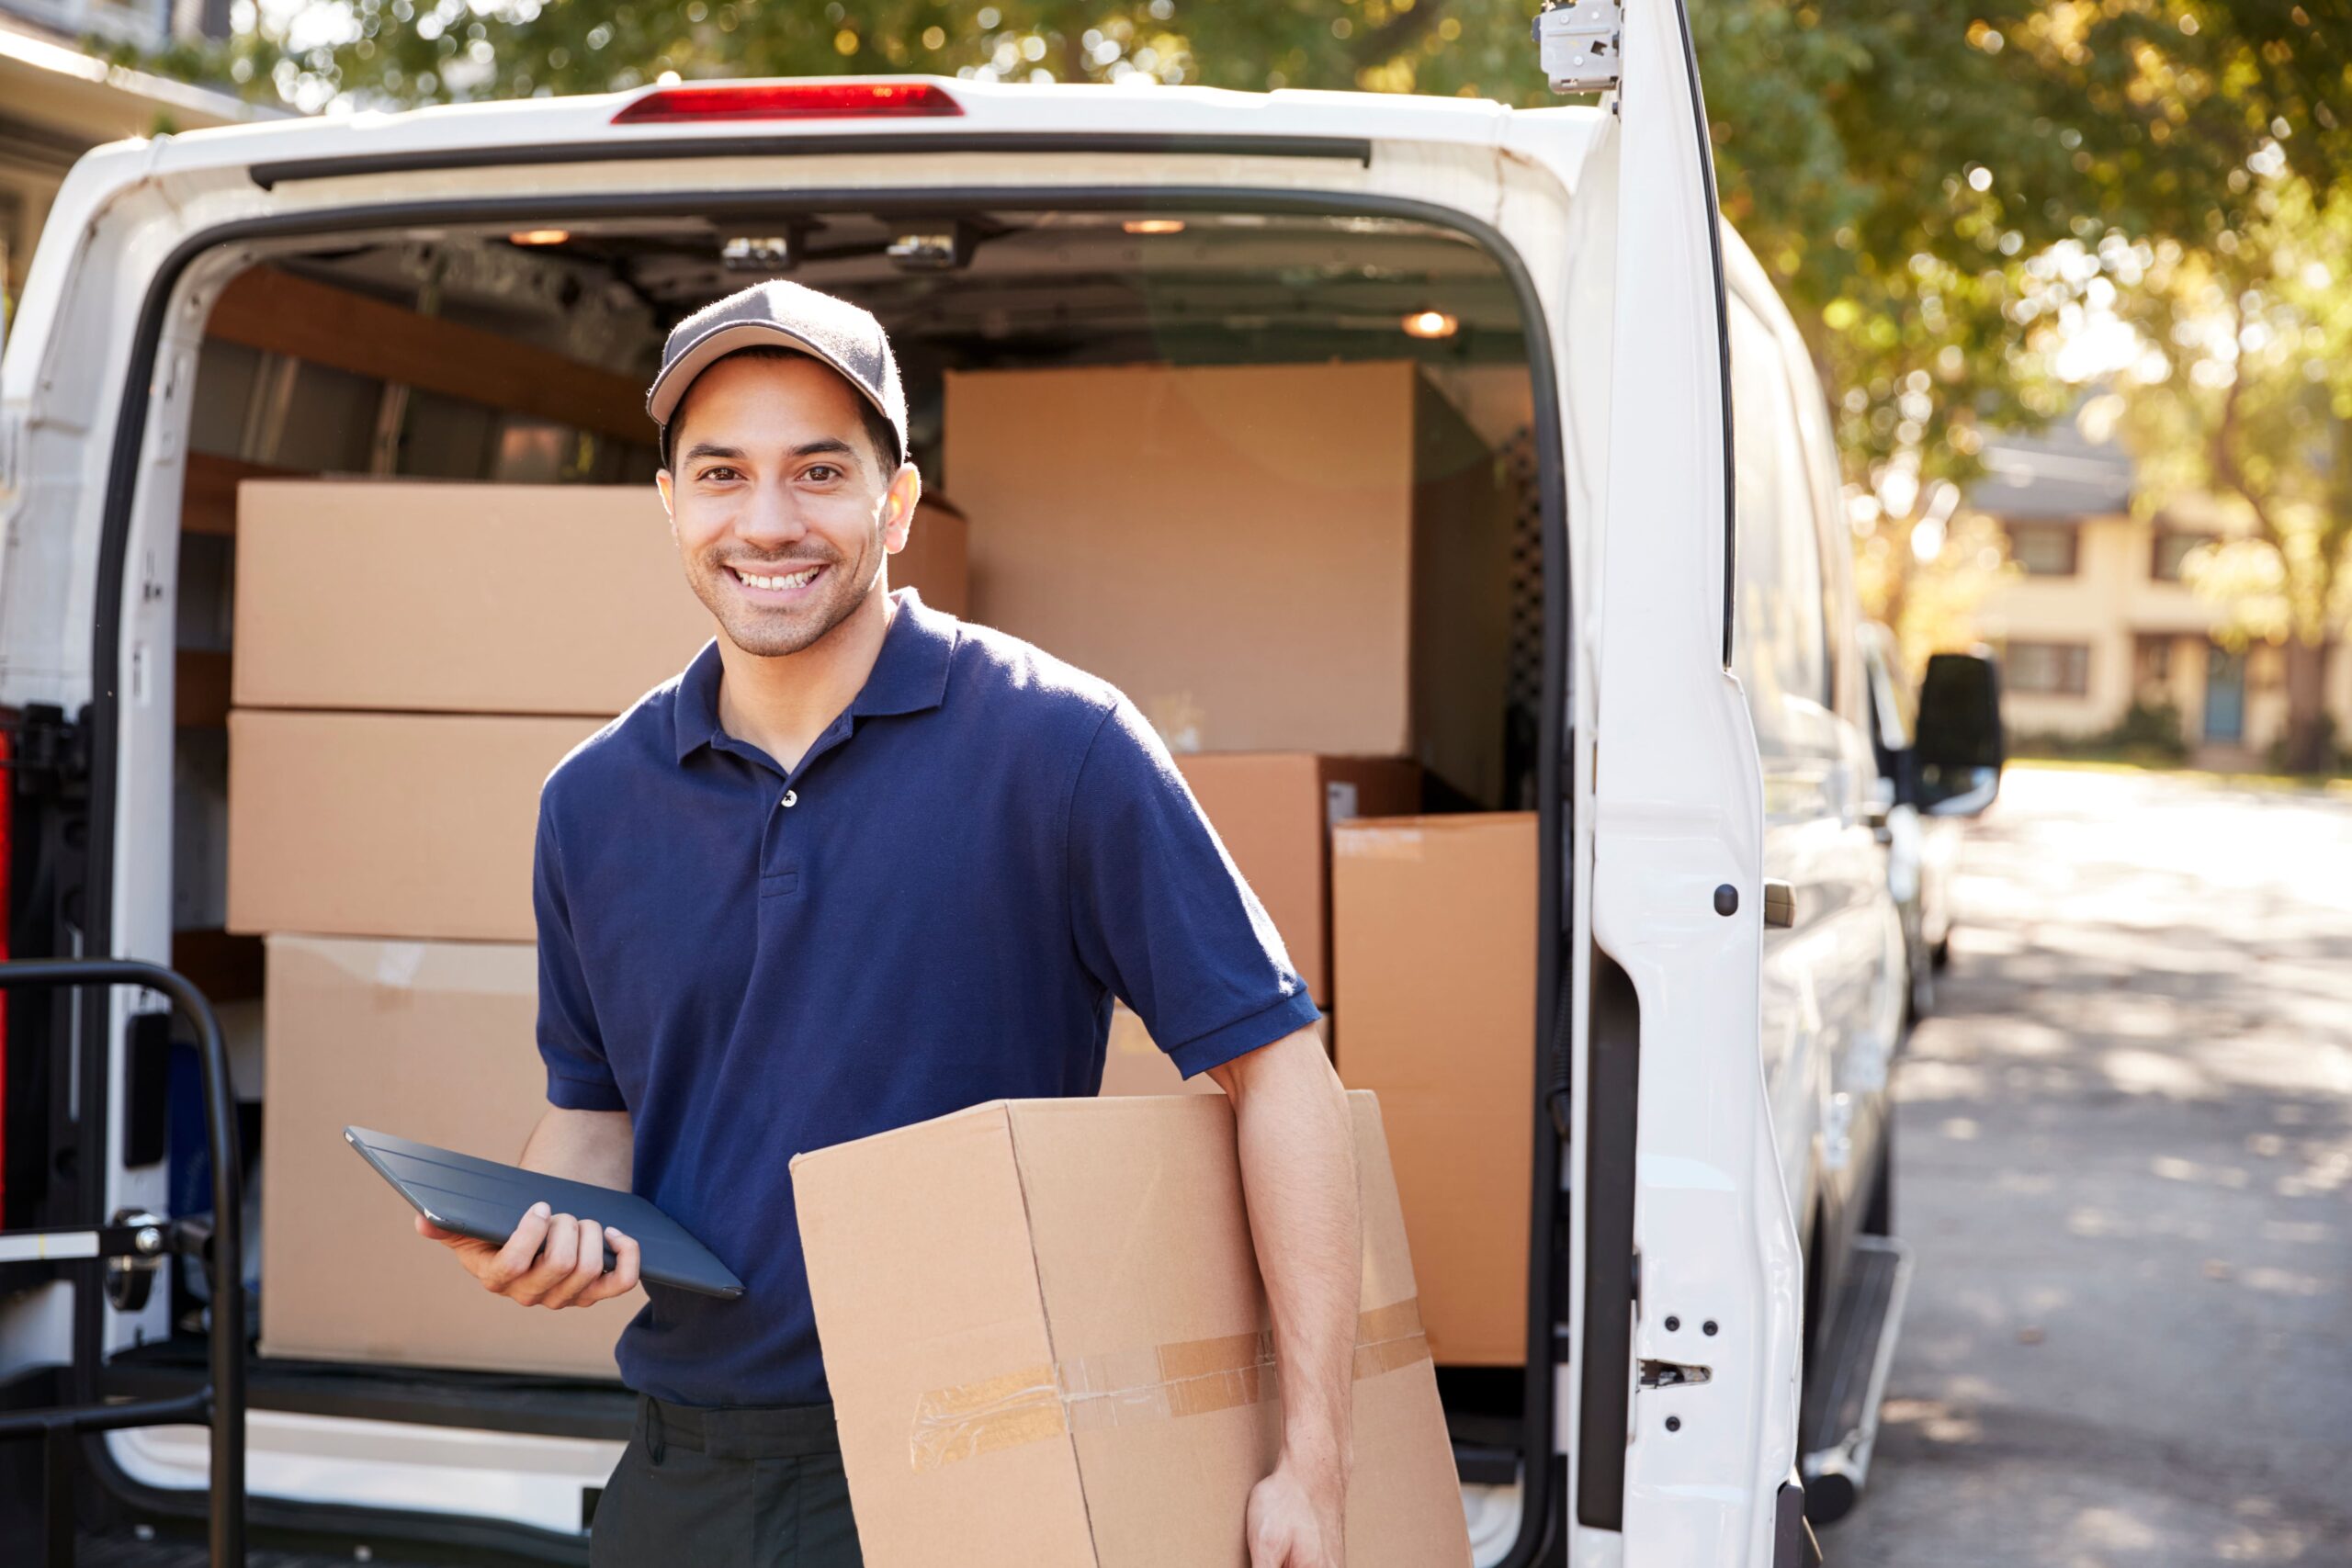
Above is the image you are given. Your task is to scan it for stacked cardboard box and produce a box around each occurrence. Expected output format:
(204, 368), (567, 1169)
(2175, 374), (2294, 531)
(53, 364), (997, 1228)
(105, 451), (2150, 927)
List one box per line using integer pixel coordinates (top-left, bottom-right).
(231, 479), (969, 1372)
(794, 1090), (1473, 1568)
(944, 360), (1511, 807)
(1331, 814), (1539, 1367)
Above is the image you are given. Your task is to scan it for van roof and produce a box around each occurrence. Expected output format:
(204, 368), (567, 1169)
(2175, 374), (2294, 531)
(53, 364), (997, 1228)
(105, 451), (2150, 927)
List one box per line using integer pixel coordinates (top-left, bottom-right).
(137, 76), (1600, 182)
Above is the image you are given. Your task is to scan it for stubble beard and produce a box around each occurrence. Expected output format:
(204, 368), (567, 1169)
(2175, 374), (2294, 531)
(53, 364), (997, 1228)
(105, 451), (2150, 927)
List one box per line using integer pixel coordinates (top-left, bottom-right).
(692, 530), (881, 659)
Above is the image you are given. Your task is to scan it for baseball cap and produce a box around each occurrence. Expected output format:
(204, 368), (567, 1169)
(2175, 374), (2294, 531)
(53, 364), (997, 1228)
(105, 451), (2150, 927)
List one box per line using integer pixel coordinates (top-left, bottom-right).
(646, 280), (909, 470)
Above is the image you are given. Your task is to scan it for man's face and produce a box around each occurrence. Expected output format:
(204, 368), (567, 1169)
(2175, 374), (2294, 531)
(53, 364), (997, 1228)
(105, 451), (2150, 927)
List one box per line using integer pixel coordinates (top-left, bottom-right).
(656, 353), (915, 659)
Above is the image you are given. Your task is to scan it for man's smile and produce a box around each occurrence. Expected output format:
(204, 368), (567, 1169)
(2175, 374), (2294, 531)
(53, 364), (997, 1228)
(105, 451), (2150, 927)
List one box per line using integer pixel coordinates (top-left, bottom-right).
(727, 562), (828, 600)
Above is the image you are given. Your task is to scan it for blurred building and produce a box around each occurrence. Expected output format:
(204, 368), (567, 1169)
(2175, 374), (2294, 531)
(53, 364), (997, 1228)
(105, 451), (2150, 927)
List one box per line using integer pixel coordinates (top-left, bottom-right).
(1970, 417), (2352, 761)
(1, 0), (267, 308)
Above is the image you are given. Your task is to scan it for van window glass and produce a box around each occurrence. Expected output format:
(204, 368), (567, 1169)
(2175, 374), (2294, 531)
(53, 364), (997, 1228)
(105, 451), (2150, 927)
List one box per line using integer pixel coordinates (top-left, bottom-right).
(1728, 301), (1830, 746)
(1780, 344), (1860, 727)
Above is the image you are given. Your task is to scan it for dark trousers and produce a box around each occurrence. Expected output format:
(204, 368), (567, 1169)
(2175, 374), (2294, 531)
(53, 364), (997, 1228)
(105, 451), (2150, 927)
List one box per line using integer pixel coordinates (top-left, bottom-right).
(590, 1395), (864, 1568)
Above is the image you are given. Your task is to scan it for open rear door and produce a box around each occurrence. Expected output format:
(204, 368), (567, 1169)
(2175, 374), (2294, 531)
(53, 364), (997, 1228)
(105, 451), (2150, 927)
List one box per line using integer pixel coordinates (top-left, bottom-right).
(1544, 1), (1809, 1562)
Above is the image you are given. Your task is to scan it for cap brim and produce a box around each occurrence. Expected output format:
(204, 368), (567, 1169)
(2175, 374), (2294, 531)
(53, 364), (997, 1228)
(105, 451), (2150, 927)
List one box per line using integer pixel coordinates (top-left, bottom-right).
(646, 321), (896, 451)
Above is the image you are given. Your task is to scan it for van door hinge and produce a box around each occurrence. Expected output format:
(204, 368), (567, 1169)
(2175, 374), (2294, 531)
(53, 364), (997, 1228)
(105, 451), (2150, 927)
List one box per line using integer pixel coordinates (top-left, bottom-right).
(1533, 0), (1623, 94)
(6, 705), (91, 799)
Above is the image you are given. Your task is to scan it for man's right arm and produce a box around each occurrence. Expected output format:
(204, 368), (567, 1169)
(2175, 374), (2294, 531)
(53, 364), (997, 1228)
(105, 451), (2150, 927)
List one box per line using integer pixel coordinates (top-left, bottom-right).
(414, 1104), (641, 1310)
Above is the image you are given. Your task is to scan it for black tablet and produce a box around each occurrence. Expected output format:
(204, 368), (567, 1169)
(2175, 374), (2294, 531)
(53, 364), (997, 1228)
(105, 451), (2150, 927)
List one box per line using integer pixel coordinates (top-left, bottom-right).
(346, 1126), (745, 1300)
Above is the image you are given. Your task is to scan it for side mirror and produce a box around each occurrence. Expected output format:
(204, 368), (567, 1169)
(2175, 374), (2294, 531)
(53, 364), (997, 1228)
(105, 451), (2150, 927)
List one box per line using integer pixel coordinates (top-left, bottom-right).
(1913, 651), (2004, 817)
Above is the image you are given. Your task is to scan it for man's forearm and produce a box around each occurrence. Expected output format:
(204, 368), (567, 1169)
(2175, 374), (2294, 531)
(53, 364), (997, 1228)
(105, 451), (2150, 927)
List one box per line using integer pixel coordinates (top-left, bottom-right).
(520, 1105), (634, 1190)
(1214, 1026), (1362, 1478)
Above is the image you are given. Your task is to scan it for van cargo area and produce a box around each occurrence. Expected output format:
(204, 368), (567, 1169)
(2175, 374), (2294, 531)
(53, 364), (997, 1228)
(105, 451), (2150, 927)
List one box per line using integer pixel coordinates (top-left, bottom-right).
(12, 200), (1558, 1562)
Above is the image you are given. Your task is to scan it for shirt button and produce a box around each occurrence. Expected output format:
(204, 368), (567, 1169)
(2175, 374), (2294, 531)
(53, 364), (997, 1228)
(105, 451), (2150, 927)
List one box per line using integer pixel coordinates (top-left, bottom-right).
(780, 788), (798, 809)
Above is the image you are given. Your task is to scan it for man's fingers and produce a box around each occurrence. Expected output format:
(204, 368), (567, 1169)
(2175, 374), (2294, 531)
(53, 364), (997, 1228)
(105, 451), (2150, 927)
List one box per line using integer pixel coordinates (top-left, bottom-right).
(512, 1213), (582, 1304)
(580, 1226), (642, 1305)
(486, 1201), (553, 1289)
(542, 1218), (606, 1308)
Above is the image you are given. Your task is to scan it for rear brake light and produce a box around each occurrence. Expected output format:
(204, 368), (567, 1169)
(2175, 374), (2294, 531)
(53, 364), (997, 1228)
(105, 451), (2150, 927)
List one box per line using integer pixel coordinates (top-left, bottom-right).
(613, 82), (963, 125)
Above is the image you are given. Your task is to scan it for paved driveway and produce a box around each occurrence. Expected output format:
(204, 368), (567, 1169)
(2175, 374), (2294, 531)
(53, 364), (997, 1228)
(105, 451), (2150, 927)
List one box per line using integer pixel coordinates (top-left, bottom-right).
(1821, 765), (2352, 1567)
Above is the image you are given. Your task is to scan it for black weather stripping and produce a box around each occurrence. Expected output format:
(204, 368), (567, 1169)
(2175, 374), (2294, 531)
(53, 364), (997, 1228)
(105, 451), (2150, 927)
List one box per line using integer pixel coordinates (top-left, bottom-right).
(247, 132), (1374, 189)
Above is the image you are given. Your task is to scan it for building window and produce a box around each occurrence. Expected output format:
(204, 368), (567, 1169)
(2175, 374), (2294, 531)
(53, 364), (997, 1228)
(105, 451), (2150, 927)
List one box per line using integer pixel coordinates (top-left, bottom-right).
(2007, 640), (2091, 696)
(2007, 522), (2080, 577)
(2152, 529), (2211, 582)
(2132, 633), (2173, 688)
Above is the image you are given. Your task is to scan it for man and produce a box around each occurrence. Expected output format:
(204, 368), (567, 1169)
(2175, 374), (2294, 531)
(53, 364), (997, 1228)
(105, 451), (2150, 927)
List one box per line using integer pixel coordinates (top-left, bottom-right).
(418, 281), (1362, 1568)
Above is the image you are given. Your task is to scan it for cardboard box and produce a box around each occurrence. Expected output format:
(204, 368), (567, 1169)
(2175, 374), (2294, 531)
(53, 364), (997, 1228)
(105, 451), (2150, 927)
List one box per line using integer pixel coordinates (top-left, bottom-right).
(794, 1092), (1470, 1568)
(257, 935), (637, 1376)
(228, 710), (600, 941)
(899, 493), (971, 619)
(232, 481), (972, 714)
(1177, 753), (1419, 1005)
(1331, 814), (1538, 1366)
(233, 481), (713, 716)
(1096, 1004), (1332, 1098)
(945, 362), (1510, 804)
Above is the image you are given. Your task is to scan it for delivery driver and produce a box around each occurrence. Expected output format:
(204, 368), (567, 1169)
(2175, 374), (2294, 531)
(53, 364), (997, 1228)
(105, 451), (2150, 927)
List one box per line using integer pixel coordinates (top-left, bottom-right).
(417, 281), (1362, 1568)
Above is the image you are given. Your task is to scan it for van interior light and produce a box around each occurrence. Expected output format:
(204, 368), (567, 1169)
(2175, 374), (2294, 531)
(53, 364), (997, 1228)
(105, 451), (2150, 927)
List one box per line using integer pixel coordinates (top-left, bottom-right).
(1123, 219), (1187, 235)
(508, 229), (571, 246)
(888, 230), (972, 271)
(1401, 310), (1460, 339)
(612, 82), (963, 124)
(722, 235), (794, 271)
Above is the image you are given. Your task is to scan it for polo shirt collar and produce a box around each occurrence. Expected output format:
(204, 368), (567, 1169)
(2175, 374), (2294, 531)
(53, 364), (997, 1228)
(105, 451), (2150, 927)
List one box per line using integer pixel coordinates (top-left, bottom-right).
(673, 587), (955, 764)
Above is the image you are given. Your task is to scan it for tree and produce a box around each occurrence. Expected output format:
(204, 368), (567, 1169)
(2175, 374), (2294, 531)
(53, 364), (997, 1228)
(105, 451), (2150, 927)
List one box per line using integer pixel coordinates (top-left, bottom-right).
(112, 0), (2351, 671)
(2109, 174), (2352, 772)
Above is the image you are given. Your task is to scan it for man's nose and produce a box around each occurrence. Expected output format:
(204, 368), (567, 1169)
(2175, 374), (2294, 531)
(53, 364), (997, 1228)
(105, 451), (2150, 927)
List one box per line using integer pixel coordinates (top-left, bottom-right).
(733, 480), (808, 548)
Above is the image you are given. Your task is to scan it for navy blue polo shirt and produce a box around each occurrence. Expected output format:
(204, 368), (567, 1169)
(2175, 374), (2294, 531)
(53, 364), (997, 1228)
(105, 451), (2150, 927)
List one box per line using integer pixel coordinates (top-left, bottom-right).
(533, 589), (1319, 1408)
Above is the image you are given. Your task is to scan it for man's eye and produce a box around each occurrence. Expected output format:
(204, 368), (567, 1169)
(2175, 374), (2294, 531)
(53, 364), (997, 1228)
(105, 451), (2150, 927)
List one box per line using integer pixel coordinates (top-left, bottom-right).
(804, 464), (842, 484)
(700, 466), (741, 482)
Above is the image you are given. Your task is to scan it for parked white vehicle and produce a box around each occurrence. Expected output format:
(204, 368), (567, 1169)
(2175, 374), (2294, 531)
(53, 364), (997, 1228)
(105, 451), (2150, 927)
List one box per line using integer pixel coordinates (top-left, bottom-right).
(0, 7), (2004, 1563)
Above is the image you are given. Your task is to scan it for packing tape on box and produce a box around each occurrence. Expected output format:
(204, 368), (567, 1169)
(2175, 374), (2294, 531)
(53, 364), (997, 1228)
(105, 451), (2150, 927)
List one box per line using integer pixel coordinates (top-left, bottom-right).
(908, 1297), (1428, 1472)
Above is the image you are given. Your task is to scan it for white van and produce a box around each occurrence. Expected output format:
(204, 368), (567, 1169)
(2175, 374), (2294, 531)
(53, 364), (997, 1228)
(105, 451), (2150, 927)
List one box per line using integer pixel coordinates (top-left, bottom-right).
(0, 6), (2006, 1563)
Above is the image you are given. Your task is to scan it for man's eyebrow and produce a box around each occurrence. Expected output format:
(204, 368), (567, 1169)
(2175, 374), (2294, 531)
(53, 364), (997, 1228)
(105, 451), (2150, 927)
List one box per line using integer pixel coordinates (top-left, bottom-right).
(681, 441), (747, 464)
(787, 437), (859, 462)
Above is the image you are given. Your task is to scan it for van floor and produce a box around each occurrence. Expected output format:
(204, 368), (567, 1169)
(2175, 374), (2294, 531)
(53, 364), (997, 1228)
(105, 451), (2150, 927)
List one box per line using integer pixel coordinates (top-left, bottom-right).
(78, 1533), (448, 1567)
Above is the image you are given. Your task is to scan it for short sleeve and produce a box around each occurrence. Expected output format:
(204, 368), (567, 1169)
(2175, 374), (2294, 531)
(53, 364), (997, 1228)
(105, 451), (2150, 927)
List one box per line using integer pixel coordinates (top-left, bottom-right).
(1066, 701), (1321, 1077)
(535, 806), (627, 1111)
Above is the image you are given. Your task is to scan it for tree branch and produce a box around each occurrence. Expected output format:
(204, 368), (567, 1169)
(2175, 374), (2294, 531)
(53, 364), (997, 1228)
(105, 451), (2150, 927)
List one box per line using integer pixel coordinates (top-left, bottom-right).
(2210, 296), (2287, 552)
(1349, 0), (1449, 70)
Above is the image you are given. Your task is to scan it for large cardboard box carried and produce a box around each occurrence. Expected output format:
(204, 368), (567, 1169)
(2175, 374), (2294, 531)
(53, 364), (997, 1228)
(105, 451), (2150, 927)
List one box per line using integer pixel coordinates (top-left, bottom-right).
(1177, 753), (1419, 1006)
(945, 362), (1511, 805)
(232, 481), (970, 714)
(258, 935), (637, 1376)
(1332, 814), (1538, 1366)
(794, 1092), (1471, 1568)
(227, 710), (599, 941)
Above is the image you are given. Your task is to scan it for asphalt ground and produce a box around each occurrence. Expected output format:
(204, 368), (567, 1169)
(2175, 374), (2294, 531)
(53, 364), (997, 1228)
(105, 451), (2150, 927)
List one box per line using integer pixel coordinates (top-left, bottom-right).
(1820, 765), (2352, 1568)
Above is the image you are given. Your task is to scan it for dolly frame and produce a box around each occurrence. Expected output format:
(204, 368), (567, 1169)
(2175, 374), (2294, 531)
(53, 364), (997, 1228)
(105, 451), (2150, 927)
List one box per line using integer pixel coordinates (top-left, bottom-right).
(0, 959), (245, 1567)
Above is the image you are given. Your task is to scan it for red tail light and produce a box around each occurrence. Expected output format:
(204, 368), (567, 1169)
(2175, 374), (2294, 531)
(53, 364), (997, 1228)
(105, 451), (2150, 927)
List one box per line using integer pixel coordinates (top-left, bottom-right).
(613, 81), (963, 125)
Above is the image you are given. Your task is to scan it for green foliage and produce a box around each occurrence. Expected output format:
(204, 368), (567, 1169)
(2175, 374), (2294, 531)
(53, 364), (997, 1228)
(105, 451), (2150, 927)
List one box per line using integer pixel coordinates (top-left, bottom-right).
(97, 0), (2352, 674)
(2107, 696), (2190, 761)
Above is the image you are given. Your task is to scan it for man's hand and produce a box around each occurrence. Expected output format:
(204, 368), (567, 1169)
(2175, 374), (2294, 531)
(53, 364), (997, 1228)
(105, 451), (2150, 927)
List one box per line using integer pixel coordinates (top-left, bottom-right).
(416, 1201), (641, 1309)
(1246, 1457), (1347, 1567)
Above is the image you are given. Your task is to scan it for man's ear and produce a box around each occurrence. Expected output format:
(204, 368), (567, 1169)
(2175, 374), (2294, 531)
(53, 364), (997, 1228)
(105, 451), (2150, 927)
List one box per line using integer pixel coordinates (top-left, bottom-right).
(880, 463), (923, 556)
(655, 470), (678, 539)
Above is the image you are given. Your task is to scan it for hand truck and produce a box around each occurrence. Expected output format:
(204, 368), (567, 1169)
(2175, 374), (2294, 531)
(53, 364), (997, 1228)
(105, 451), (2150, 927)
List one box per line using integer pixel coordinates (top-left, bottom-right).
(0, 959), (245, 1566)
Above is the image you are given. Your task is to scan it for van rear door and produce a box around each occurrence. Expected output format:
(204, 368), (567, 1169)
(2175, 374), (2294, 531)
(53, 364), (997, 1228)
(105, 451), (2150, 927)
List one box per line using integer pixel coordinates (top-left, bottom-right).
(1549, 2), (1809, 1562)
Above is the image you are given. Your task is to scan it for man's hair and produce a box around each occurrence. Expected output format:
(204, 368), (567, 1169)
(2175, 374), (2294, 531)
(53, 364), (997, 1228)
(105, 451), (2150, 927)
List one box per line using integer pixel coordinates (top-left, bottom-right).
(663, 344), (901, 475)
